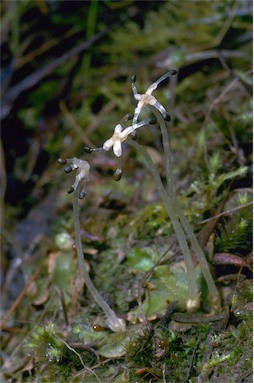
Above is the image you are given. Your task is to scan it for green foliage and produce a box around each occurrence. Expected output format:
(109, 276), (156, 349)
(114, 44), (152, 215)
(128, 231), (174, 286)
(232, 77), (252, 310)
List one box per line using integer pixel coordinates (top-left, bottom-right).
(101, 2), (230, 69)
(125, 324), (211, 383)
(125, 329), (155, 369)
(125, 286), (252, 383)
(2, 1), (252, 382)
(182, 166), (248, 222)
(24, 324), (76, 382)
(127, 264), (203, 322)
(232, 280), (253, 324)
(127, 247), (161, 271)
(215, 193), (253, 254)
(198, 282), (253, 382)
(128, 202), (171, 238)
(92, 248), (134, 313)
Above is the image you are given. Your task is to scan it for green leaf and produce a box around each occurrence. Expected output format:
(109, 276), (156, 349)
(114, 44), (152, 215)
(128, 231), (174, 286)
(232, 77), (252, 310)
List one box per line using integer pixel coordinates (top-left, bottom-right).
(127, 247), (158, 271)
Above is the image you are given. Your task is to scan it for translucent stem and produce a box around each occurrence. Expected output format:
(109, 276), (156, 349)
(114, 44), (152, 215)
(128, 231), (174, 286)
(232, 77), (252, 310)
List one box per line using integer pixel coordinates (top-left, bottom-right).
(150, 106), (220, 310)
(73, 188), (126, 331)
(127, 139), (200, 310)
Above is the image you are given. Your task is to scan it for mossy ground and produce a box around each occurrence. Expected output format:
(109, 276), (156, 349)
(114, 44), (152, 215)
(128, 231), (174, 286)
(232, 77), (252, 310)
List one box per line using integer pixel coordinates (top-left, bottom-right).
(1, 1), (252, 382)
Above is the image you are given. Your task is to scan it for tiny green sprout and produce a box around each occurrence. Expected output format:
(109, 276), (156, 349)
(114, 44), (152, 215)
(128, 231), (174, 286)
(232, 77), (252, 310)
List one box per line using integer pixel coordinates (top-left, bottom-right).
(130, 70), (177, 127)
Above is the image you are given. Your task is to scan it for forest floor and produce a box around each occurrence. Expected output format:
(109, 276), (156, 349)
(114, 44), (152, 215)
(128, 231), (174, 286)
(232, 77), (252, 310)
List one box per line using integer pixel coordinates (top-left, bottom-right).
(1, 1), (252, 382)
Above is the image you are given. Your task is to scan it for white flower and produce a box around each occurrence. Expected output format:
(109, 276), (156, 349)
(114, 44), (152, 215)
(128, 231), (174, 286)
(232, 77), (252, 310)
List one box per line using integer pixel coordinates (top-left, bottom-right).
(58, 157), (90, 199)
(103, 124), (133, 157)
(131, 70), (177, 127)
(103, 120), (148, 158)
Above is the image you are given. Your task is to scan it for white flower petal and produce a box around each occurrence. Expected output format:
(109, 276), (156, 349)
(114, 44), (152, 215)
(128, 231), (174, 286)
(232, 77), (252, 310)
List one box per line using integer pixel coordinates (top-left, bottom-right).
(113, 140), (122, 157)
(121, 126), (133, 140)
(103, 138), (113, 151)
(114, 124), (122, 133)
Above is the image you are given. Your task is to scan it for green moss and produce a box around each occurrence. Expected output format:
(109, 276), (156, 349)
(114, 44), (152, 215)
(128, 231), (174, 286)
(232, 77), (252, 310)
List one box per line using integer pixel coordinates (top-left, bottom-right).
(125, 324), (211, 382)
(215, 194), (253, 254)
(128, 202), (171, 238)
(199, 281), (253, 382)
(24, 323), (97, 382)
(2, 1), (252, 381)
(125, 280), (253, 382)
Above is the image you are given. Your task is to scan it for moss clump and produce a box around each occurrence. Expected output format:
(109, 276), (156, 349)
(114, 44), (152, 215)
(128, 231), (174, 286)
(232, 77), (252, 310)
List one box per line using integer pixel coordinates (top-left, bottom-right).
(124, 279), (253, 383)
(215, 207), (253, 255)
(196, 281), (253, 383)
(24, 323), (96, 382)
(125, 323), (211, 382)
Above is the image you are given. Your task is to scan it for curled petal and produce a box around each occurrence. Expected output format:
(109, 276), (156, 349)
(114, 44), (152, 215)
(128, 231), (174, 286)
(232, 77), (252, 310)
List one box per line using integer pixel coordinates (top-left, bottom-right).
(113, 140), (122, 157)
(121, 125), (134, 139)
(153, 100), (167, 115)
(147, 70), (177, 94)
(114, 124), (123, 134)
(132, 103), (143, 127)
(103, 138), (114, 151)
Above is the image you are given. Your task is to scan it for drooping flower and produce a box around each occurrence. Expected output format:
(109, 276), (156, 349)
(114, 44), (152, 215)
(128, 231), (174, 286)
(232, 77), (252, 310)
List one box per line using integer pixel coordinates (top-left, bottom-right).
(58, 157), (90, 199)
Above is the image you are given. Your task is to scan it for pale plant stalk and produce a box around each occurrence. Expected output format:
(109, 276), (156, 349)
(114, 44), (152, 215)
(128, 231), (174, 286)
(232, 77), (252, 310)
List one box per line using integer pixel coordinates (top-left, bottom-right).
(150, 106), (220, 310)
(73, 188), (126, 332)
(127, 139), (200, 310)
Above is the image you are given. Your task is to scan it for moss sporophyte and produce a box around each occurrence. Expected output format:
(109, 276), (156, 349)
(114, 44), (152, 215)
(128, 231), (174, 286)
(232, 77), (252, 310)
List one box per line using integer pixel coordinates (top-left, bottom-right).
(58, 70), (221, 331)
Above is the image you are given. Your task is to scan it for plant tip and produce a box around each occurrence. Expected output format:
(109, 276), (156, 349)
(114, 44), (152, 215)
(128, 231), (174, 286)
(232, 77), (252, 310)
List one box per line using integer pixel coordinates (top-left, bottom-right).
(114, 169), (122, 181)
(169, 69), (178, 76)
(67, 186), (74, 194)
(131, 74), (136, 83)
(58, 157), (67, 165)
(79, 191), (86, 199)
(162, 112), (171, 121)
(64, 165), (73, 173)
(84, 146), (94, 153)
(168, 69), (177, 76)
